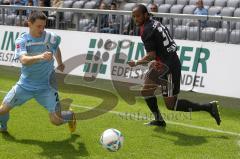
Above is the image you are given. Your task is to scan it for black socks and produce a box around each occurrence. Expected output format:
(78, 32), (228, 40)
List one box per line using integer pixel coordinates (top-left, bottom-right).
(145, 96), (164, 121)
(176, 99), (211, 112)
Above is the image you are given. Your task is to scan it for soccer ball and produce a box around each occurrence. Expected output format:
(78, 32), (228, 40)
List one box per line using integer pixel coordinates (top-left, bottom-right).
(100, 128), (124, 152)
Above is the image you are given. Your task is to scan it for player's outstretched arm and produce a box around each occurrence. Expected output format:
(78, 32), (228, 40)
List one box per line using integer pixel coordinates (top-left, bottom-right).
(20, 52), (53, 65)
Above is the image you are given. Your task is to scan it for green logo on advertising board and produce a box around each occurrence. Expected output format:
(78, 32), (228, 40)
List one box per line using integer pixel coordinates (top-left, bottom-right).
(83, 38), (146, 75)
(83, 39), (108, 74)
(1, 31), (20, 51)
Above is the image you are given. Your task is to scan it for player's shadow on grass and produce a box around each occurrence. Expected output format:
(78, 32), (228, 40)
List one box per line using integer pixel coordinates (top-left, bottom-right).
(152, 128), (208, 146)
(152, 127), (230, 146)
(1, 132), (89, 158)
(152, 128), (207, 146)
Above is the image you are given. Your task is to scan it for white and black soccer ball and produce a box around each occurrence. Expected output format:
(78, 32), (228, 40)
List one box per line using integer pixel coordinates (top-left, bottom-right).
(100, 128), (124, 152)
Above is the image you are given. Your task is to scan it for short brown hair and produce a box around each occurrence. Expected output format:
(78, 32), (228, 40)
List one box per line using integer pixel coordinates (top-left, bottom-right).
(133, 4), (150, 15)
(28, 11), (47, 23)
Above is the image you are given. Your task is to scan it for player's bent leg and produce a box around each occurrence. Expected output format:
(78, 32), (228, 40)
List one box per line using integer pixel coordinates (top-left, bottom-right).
(142, 78), (166, 127)
(50, 110), (76, 132)
(36, 89), (77, 132)
(0, 85), (32, 132)
(163, 96), (221, 125)
(49, 111), (63, 126)
(49, 109), (77, 133)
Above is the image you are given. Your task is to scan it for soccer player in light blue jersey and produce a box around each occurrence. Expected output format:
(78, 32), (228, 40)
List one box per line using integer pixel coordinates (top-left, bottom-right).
(0, 11), (76, 133)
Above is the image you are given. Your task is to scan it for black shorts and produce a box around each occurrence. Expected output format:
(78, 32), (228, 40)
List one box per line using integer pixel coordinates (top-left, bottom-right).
(145, 53), (181, 97)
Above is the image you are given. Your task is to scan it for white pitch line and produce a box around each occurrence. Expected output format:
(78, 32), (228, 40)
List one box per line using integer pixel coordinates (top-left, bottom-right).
(70, 103), (240, 137)
(0, 90), (8, 94)
(1, 90), (240, 137)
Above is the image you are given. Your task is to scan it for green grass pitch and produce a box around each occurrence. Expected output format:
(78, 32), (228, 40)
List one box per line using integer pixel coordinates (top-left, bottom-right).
(0, 66), (240, 159)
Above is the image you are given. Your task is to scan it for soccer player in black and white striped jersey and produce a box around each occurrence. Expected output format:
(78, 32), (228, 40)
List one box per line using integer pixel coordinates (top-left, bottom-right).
(128, 4), (221, 127)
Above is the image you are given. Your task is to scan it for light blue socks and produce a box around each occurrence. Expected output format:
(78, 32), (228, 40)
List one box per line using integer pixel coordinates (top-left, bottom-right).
(61, 111), (73, 123)
(0, 113), (9, 131)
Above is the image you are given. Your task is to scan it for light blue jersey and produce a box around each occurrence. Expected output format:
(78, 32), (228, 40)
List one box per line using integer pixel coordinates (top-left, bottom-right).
(15, 31), (61, 91)
(194, 8), (208, 16)
(194, 8), (208, 27)
(0, 24), (74, 132)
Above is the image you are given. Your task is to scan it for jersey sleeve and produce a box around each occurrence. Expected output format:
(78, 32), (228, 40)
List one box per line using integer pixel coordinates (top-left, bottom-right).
(51, 33), (61, 54)
(14, 36), (27, 60)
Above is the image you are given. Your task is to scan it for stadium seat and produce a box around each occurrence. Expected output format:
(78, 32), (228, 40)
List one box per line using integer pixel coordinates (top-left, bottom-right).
(221, 7), (235, 16)
(158, 4), (172, 25)
(227, 0), (240, 8)
(182, 19), (193, 26)
(72, 1), (86, 27)
(177, 0), (189, 5)
(201, 27), (217, 41)
(84, 1), (97, 9)
(200, 6), (221, 41)
(0, 14), (6, 23)
(158, 4), (172, 13)
(61, 0), (74, 28)
(102, 0), (113, 4)
(189, 0), (198, 5)
(170, 4), (184, 25)
(214, 0), (227, 7)
(187, 26), (199, 40)
(174, 25), (188, 39)
(215, 28), (228, 43)
(227, 8), (240, 43)
(92, 0), (102, 6)
(234, 7), (240, 17)
(153, 0), (165, 5)
(72, 1), (85, 8)
(183, 5), (196, 14)
(232, 8), (240, 30)
(174, 4), (196, 40)
(63, 12), (73, 22)
(5, 14), (16, 25)
(221, 7), (235, 30)
(123, 3), (137, 11)
(206, 6), (222, 28)
(123, 14), (132, 25)
(170, 4), (184, 14)
(79, 18), (91, 30)
(63, 0), (74, 8)
(14, 15), (27, 26)
(236, 22), (240, 30)
(122, 3), (137, 30)
(203, 0), (214, 7)
(165, 24), (176, 36)
(165, 0), (177, 5)
(230, 30), (240, 44)
(208, 6), (222, 15)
